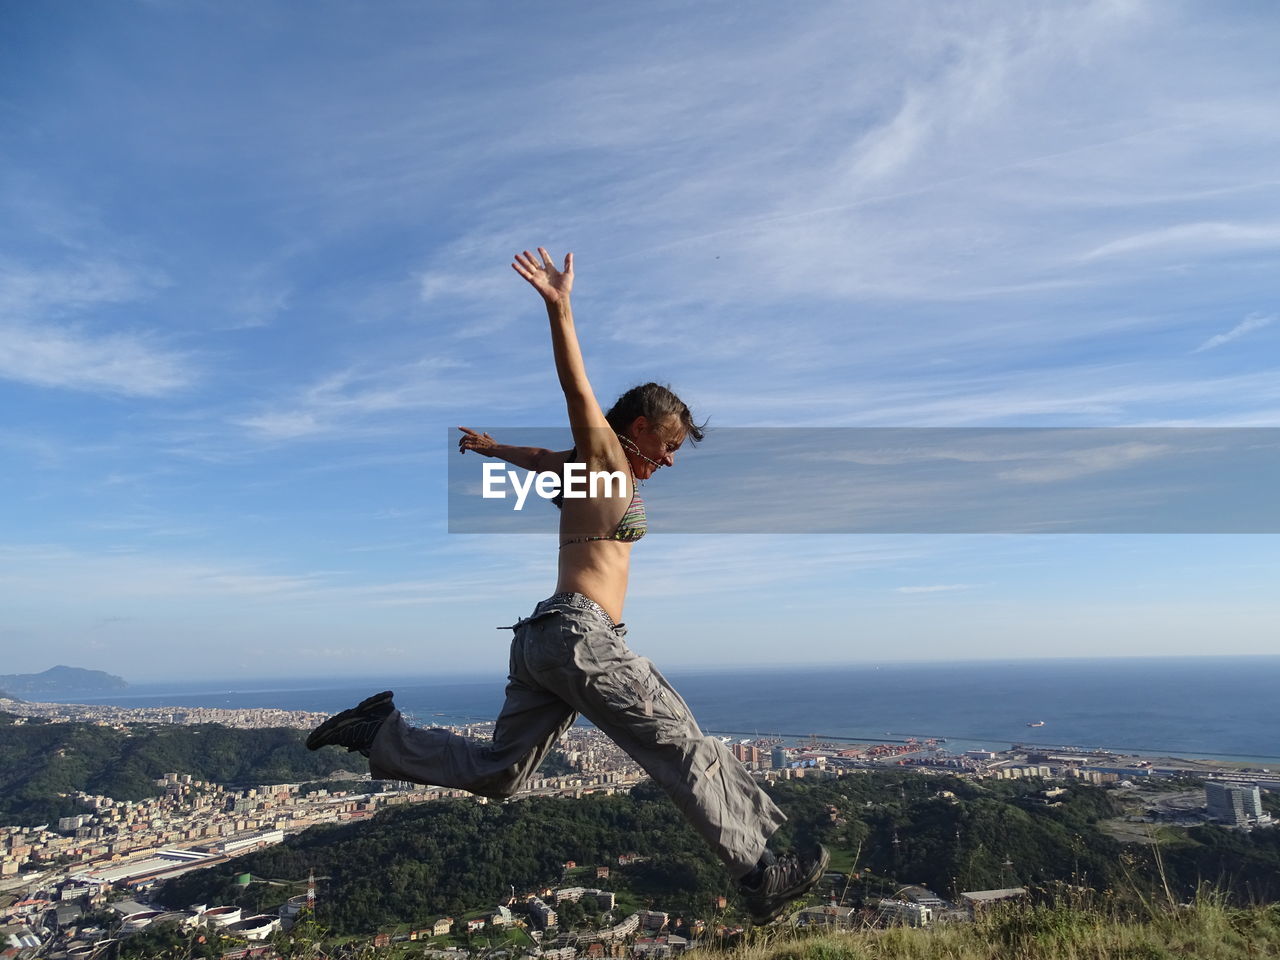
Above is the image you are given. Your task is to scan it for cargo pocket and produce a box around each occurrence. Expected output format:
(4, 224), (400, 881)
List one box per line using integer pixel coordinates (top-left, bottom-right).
(523, 611), (583, 674)
(600, 660), (670, 735)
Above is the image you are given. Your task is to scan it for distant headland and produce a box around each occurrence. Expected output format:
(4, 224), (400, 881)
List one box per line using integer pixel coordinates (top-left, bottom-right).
(0, 665), (128, 699)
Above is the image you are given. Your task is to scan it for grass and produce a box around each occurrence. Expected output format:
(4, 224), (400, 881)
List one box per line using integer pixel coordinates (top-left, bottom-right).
(168, 890), (1280, 959)
(825, 847), (858, 874)
(693, 895), (1280, 960)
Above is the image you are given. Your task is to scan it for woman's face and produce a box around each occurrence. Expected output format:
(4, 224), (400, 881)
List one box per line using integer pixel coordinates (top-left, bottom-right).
(626, 414), (686, 480)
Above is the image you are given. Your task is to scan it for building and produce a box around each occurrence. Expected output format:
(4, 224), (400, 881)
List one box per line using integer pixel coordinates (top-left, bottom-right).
(897, 885), (946, 910)
(994, 765), (1052, 780)
(633, 935), (689, 957)
(1206, 782), (1264, 825)
(638, 910), (668, 933)
(602, 913), (639, 942)
(527, 898), (558, 929)
(961, 888), (1028, 915)
(796, 905), (857, 929)
(732, 744), (762, 766)
(226, 915), (281, 940)
(877, 899), (931, 927)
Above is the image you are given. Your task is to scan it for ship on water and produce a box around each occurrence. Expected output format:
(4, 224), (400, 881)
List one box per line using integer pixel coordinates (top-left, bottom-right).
(1026, 720), (1045, 727)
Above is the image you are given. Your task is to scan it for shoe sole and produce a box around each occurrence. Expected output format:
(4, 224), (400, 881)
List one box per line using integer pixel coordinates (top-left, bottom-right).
(750, 845), (830, 925)
(306, 691), (394, 751)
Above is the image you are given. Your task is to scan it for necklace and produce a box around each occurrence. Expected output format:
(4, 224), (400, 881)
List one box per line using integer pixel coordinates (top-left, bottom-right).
(617, 434), (659, 484)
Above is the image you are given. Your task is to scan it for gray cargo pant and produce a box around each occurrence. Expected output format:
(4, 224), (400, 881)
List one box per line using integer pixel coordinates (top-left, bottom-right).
(368, 593), (786, 878)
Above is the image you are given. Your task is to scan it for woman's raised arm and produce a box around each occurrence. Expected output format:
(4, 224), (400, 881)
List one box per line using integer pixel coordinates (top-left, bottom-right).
(511, 248), (615, 462)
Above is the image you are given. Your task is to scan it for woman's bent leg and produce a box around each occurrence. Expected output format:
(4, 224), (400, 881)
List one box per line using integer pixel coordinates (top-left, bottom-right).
(533, 613), (786, 878)
(584, 662), (784, 878)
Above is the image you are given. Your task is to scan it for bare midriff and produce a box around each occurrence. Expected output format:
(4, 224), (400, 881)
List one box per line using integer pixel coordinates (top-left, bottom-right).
(555, 539), (632, 624)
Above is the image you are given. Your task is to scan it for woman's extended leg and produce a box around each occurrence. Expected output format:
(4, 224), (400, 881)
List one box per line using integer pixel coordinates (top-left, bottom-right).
(367, 675), (575, 799)
(317, 612), (578, 798)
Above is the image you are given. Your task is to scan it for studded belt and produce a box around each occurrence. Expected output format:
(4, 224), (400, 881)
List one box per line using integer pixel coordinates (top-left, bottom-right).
(540, 592), (618, 629)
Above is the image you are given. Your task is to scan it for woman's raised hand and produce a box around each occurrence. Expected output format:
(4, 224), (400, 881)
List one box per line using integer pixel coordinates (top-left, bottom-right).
(512, 248), (573, 306)
(457, 426), (497, 455)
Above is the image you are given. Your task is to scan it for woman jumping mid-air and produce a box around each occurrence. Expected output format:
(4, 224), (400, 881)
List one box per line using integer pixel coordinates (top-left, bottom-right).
(307, 247), (827, 923)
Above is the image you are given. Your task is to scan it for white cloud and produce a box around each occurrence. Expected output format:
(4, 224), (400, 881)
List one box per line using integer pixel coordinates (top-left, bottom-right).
(0, 259), (151, 315)
(0, 322), (190, 397)
(0, 544), (328, 601)
(1081, 222), (1280, 262)
(232, 357), (497, 440)
(1192, 312), (1274, 353)
(627, 537), (930, 600)
(799, 434), (1178, 485)
(226, 286), (292, 330)
(0, 259), (190, 396)
(698, 365), (1280, 428)
(235, 410), (326, 440)
(994, 441), (1171, 484)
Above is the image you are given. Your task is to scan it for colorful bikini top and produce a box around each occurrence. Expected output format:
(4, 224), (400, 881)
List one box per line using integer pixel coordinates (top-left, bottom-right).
(554, 447), (647, 547)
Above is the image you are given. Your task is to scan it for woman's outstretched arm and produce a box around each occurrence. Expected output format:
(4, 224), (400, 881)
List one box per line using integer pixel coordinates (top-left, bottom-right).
(457, 426), (570, 473)
(511, 248), (616, 463)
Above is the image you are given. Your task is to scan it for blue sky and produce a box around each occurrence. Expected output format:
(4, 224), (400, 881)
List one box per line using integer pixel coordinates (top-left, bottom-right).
(1, 1), (1277, 681)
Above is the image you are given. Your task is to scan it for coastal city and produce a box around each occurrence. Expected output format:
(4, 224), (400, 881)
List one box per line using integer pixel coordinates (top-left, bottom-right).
(1, 696), (1275, 958)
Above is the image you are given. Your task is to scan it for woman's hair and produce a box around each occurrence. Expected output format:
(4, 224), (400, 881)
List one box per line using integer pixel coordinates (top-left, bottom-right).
(605, 382), (706, 443)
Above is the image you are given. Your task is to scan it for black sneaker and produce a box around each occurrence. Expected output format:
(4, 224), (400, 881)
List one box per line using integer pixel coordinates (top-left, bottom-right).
(306, 691), (395, 754)
(741, 844), (829, 924)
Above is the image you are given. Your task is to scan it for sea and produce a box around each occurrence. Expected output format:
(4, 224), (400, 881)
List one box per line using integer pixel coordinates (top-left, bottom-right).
(53, 656), (1280, 763)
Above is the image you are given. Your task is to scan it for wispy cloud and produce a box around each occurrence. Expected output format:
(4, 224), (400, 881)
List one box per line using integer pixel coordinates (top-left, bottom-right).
(627, 537), (931, 601)
(232, 357), (493, 440)
(1192, 312), (1274, 353)
(0, 544), (329, 601)
(0, 259), (191, 396)
(0, 321), (190, 397)
(993, 441), (1172, 484)
(802, 433), (1179, 484)
(1081, 222), (1280, 262)
(226, 285), (292, 330)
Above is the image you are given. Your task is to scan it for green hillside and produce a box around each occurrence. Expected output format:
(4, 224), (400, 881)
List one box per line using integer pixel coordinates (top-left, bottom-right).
(0, 714), (351, 825)
(159, 772), (1280, 936)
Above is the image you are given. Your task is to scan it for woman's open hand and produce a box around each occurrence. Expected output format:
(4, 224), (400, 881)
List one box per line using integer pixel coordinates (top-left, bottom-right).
(512, 247), (573, 306)
(457, 426), (497, 455)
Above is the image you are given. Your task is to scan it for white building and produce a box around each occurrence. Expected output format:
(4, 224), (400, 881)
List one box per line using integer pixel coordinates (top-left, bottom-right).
(877, 899), (932, 927)
(1206, 782), (1264, 825)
